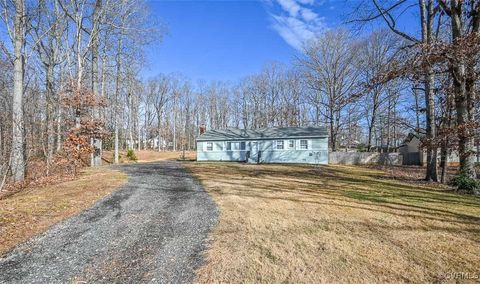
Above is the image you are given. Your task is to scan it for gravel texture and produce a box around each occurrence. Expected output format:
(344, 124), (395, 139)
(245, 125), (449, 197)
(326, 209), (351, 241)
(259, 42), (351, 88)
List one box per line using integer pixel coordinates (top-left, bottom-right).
(0, 161), (218, 284)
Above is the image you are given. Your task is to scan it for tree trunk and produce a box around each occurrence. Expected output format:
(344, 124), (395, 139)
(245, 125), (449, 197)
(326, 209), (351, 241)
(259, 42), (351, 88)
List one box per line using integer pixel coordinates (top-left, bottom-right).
(127, 92), (133, 150)
(454, 69), (475, 178)
(413, 86), (421, 132)
(114, 36), (123, 164)
(329, 108), (336, 151)
(56, 65), (64, 152)
(450, 3), (476, 179)
(367, 89), (380, 152)
(157, 110), (162, 152)
(11, 0), (25, 182)
(90, 0), (102, 167)
(367, 118), (375, 152)
(420, 0), (437, 181)
(45, 61), (55, 175)
(137, 95), (141, 151)
(424, 73), (438, 181)
(56, 106), (62, 152)
(440, 92), (453, 184)
(138, 118), (141, 151)
(386, 95), (392, 153)
(440, 139), (448, 184)
(173, 95), (177, 151)
(100, 34), (107, 122)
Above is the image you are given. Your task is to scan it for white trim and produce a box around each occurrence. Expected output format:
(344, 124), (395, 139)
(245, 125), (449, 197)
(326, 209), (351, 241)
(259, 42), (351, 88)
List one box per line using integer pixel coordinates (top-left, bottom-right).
(203, 138), (320, 152)
(223, 141), (247, 151)
(287, 139), (295, 149)
(275, 140), (284, 150)
(299, 139), (309, 150)
(205, 142), (213, 151)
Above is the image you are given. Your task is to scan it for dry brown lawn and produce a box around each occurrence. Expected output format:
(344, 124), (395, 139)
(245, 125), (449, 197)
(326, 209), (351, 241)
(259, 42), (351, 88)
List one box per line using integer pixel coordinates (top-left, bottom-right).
(102, 150), (196, 163)
(136, 150), (196, 162)
(186, 163), (480, 283)
(0, 167), (127, 255)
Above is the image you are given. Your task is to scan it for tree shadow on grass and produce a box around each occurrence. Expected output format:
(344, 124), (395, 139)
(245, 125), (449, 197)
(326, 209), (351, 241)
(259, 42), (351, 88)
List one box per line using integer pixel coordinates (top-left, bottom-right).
(209, 180), (480, 226)
(190, 163), (480, 228)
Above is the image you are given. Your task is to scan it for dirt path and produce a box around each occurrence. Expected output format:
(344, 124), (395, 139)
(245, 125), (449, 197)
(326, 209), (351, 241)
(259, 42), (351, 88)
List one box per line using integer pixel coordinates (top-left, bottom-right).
(0, 161), (218, 284)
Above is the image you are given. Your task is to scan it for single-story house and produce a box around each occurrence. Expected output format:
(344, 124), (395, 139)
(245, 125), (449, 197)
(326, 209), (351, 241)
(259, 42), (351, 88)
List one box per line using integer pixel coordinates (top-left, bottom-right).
(196, 127), (329, 164)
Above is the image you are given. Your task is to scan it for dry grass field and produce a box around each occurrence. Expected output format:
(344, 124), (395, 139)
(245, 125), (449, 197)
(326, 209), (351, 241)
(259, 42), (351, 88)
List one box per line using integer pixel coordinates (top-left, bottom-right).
(186, 163), (480, 283)
(135, 150), (196, 162)
(102, 150), (196, 163)
(0, 168), (127, 255)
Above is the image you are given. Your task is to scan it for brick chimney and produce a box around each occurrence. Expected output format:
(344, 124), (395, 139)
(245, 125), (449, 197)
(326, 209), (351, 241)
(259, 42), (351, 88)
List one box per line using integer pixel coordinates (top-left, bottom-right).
(199, 124), (206, 135)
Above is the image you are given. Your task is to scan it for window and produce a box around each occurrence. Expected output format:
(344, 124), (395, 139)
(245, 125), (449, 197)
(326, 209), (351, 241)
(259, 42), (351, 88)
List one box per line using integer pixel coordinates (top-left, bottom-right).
(206, 142), (213, 151)
(226, 142), (245, 151)
(300, 140), (308, 150)
(276, 140), (284, 150)
(217, 143), (223, 151)
(232, 142), (239, 150)
(288, 140), (295, 149)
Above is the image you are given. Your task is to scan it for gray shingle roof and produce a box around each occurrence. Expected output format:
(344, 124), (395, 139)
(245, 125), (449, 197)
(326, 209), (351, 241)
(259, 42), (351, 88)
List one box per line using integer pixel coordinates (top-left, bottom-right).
(197, 127), (328, 141)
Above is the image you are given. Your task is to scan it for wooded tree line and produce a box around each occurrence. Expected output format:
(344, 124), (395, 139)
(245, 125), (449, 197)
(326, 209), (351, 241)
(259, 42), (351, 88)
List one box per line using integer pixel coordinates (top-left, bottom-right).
(0, 0), (157, 185)
(351, 0), (480, 187)
(0, 0), (478, 191)
(136, 30), (421, 158)
(139, 36), (408, 157)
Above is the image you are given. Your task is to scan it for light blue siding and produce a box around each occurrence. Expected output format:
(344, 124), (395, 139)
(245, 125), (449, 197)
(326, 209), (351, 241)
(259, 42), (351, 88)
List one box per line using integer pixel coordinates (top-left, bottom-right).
(197, 138), (328, 164)
(312, 138), (328, 150)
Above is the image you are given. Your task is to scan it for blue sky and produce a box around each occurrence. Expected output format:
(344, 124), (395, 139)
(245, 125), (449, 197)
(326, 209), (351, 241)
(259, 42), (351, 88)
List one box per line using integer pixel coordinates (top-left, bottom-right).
(143, 0), (349, 82)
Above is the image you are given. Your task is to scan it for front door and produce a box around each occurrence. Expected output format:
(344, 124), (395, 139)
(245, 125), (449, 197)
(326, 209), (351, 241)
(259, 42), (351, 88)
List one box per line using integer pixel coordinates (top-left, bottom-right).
(249, 141), (258, 163)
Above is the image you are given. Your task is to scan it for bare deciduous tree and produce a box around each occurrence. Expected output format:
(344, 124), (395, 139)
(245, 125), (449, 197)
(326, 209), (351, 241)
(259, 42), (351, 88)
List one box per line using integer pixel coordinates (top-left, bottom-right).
(300, 30), (360, 151)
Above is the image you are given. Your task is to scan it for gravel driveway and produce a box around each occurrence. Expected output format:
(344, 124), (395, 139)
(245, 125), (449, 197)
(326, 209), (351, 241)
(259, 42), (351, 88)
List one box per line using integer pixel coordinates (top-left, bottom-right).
(0, 161), (218, 284)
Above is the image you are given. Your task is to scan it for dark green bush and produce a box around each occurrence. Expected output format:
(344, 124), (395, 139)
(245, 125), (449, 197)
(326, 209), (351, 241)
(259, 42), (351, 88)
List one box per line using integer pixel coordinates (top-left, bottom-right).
(357, 143), (367, 152)
(126, 149), (137, 161)
(451, 170), (480, 194)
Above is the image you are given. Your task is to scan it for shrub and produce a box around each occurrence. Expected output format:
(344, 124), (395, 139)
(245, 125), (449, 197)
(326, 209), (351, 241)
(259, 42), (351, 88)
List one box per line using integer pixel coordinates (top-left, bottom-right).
(357, 143), (367, 152)
(126, 149), (137, 161)
(451, 170), (480, 194)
